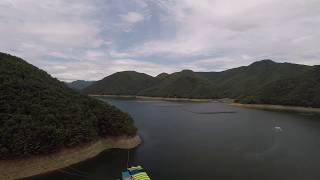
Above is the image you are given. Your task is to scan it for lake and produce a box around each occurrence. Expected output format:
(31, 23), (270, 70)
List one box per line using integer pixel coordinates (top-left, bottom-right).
(29, 98), (320, 180)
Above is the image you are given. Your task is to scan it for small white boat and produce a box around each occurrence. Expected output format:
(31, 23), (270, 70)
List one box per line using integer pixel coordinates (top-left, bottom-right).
(274, 126), (283, 132)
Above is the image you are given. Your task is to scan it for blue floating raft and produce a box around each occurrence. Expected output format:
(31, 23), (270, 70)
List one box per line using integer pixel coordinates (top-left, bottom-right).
(122, 166), (151, 180)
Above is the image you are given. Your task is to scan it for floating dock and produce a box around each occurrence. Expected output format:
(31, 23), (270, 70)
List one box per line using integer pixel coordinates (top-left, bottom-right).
(122, 166), (151, 180)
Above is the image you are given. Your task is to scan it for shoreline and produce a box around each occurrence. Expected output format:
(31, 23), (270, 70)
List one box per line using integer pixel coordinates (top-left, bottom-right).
(232, 103), (320, 114)
(0, 135), (141, 180)
(92, 95), (320, 114)
(90, 94), (234, 103)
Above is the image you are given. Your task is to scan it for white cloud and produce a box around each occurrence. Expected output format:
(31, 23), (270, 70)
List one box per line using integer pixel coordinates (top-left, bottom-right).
(120, 11), (144, 23)
(0, 0), (103, 64)
(122, 0), (320, 67)
(0, 0), (320, 81)
(85, 50), (107, 61)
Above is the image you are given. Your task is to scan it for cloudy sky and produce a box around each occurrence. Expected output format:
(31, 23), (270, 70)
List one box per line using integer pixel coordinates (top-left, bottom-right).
(0, 0), (320, 81)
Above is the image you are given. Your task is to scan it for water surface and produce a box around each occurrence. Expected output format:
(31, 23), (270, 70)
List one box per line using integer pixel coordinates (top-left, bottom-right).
(30, 98), (320, 180)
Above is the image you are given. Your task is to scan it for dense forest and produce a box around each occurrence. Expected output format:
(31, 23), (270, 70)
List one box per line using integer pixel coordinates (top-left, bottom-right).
(82, 71), (156, 95)
(83, 60), (320, 108)
(66, 80), (94, 91)
(243, 65), (320, 107)
(0, 52), (137, 159)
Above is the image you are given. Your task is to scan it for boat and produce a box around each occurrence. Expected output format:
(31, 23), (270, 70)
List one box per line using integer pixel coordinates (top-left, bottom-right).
(122, 166), (151, 180)
(274, 126), (283, 132)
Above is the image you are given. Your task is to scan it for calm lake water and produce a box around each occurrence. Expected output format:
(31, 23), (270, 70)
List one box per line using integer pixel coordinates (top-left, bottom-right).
(29, 98), (320, 180)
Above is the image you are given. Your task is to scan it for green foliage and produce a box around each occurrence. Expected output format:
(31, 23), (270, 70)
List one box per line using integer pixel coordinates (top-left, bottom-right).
(139, 70), (218, 99)
(66, 80), (94, 91)
(0, 52), (137, 159)
(155, 73), (169, 80)
(84, 60), (320, 107)
(82, 71), (155, 95)
(242, 66), (320, 107)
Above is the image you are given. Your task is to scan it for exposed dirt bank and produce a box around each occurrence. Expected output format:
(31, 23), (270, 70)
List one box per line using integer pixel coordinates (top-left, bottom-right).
(90, 94), (234, 102)
(232, 103), (320, 114)
(0, 135), (141, 180)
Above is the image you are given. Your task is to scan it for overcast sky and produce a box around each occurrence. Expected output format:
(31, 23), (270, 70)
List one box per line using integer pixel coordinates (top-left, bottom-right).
(0, 0), (320, 81)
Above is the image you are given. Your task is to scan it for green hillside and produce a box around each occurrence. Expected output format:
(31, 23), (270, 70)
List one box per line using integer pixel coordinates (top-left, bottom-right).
(66, 80), (94, 90)
(0, 53), (137, 159)
(197, 60), (311, 98)
(139, 70), (217, 98)
(242, 66), (320, 107)
(82, 71), (156, 95)
(155, 72), (169, 80)
(83, 60), (320, 107)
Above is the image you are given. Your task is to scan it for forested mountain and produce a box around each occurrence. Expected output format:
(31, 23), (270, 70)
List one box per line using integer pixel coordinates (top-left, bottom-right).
(83, 60), (320, 107)
(139, 70), (217, 98)
(0, 52), (137, 159)
(82, 71), (156, 95)
(156, 73), (169, 80)
(66, 80), (94, 90)
(242, 65), (320, 107)
(197, 60), (311, 98)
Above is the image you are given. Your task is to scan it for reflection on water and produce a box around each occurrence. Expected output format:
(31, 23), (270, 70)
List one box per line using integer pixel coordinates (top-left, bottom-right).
(29, 98), (320, 180)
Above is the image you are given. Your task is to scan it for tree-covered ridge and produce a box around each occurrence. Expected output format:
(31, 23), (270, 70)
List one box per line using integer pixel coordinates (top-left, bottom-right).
(84, 60), (320, 108)
(82, 71), (156, 95)
(66, 80), (94, 91)
(243, 65), (320, 107)
(139, 70), (217, 98)
(0, 52), (137, 159)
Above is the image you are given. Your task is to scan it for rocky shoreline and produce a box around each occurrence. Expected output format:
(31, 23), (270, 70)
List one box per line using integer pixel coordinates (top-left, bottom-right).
(0, 135), (141, 180)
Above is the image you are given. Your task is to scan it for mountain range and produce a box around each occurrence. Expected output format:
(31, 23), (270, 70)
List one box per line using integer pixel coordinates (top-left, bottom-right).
(66, 80), (94, 90)
(82, 60), (320, 108)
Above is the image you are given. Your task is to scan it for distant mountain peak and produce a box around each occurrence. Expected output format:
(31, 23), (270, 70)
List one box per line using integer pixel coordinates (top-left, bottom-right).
(261, 59), (274, 62)
(251, 59), (276, 65)
(248, 60), (277, 68)
(116, 70), (139, 74)
(72, 80), (91, 83)
(83, 70), (155, 95)
(180, 69), (194, 73)
(114, 71), (152, 77)
(83, 58), (319, 107)
(66, 80), (94, 90)
(156, 72), (169, 79)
